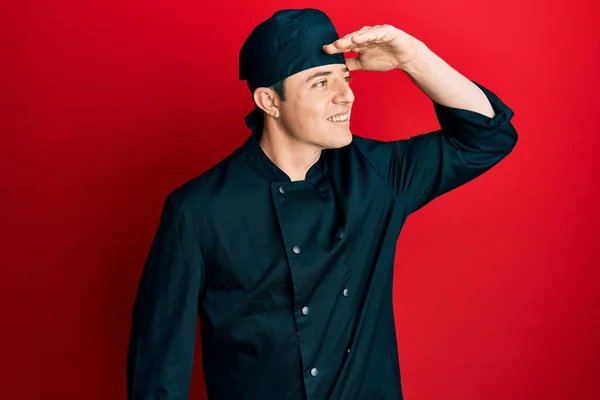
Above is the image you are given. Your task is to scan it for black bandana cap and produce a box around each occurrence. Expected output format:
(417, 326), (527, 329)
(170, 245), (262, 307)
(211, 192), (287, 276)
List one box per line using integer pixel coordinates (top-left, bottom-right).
(239, 8), (346, 131)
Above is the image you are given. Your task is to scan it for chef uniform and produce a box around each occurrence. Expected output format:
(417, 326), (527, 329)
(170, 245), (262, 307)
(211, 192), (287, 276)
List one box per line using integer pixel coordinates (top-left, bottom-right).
(126, 8), (518, 400)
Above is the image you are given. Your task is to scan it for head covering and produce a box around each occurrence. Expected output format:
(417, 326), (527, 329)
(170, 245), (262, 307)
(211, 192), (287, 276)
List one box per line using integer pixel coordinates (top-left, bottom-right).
(239, 8), (346, 130)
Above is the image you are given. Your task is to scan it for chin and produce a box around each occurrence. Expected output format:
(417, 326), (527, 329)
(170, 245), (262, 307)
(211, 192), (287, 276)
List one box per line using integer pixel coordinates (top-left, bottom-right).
(341, 131), (353, 146)
(325, 129), (353, 149)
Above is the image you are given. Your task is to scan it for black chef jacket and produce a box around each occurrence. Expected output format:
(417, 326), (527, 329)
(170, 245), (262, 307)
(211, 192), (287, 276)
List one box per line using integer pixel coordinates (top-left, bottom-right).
(126, 81), (518, 400)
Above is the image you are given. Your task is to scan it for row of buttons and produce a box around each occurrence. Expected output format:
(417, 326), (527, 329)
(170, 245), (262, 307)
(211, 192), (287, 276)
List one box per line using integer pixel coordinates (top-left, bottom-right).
(300, 288), (350, 317)
(278, 184), (350, 379)
(300, 288), (350, 378)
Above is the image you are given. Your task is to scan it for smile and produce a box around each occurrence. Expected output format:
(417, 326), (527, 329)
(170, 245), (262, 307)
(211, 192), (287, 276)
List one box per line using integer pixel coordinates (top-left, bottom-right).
(327, 112), (350, 122)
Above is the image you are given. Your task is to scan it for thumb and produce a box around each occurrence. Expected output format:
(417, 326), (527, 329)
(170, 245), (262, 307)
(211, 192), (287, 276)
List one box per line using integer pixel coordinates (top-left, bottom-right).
(345, 56), (362, 71)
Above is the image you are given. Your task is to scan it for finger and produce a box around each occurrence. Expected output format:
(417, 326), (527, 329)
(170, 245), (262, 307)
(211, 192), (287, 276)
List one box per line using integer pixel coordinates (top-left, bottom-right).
(351, 28), (392, 45)
(351, 42), (371, 50)
(342, 26), (370, 39)
(351, 25), (381, 39)
(324, 26), (389, 53)
(323, 34), (363, 53)
(343, 25), (373, 38)
(322, 25), (374, 54)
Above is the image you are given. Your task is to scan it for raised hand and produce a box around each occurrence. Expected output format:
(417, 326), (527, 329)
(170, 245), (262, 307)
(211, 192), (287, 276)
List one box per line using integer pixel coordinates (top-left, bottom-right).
(322, 24), (420, 72)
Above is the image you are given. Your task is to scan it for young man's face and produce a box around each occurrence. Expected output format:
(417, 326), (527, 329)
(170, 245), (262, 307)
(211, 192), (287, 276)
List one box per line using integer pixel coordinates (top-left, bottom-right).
(277, 63), (355, 149)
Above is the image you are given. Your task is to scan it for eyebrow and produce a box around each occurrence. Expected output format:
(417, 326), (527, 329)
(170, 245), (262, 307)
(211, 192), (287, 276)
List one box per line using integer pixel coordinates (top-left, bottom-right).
(304, 66), (350, 84)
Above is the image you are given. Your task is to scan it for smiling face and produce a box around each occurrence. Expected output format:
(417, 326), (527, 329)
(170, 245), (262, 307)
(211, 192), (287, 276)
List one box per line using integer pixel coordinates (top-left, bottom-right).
(266, 63), (355, 149)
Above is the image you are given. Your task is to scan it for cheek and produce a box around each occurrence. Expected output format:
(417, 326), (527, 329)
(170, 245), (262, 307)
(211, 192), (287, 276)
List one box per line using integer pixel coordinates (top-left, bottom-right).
(283, 96), (329, 126)
(303, 100), (329, 123)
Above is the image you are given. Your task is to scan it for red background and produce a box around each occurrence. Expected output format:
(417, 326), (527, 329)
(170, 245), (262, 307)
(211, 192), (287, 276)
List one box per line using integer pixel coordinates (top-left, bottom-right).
(2, 0), (599, 399)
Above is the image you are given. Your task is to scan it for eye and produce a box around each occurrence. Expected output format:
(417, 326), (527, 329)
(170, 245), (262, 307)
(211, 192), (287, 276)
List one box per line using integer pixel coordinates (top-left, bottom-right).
(344, 75), (353, 83)
(313, 80), (327, 88)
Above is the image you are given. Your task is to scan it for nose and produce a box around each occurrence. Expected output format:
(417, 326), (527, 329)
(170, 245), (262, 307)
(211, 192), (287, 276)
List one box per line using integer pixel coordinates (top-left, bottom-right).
(333, 79), (355, 104)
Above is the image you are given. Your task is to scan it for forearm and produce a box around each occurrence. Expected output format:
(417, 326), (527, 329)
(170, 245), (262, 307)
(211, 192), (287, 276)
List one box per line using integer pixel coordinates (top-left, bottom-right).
(399, 39), (496, 118)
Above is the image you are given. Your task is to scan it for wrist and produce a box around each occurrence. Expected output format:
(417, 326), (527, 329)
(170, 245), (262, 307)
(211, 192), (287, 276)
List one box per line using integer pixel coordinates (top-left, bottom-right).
(397, 38), (428, 72)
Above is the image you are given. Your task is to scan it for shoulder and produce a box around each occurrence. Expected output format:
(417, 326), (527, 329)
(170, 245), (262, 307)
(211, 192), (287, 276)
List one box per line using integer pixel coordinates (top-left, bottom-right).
(166, 144), (245, 212)
(349, 134), (394, 158)
(339, 134), (398, 179)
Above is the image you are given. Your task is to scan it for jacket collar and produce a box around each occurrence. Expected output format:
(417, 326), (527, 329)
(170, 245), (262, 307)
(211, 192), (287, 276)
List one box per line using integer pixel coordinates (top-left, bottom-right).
(241, 130), (330, 189)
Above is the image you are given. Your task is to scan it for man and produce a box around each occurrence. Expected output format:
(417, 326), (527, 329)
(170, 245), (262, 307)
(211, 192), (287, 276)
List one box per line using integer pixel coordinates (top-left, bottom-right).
(126, 8), (518, 400)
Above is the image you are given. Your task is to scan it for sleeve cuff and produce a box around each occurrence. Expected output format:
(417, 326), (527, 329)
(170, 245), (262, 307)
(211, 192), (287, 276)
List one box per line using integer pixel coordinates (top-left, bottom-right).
(432, 80), (515, 131)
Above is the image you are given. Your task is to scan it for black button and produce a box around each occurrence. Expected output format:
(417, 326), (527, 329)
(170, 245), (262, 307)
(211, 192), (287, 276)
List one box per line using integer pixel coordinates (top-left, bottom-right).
(292, 245), (301, 254)
(336, 229), (345, 239)
(278, 186), (286, 194)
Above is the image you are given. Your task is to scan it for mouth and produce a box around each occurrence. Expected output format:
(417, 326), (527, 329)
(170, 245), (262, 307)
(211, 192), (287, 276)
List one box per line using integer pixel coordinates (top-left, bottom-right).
(327, 110), (351, 123)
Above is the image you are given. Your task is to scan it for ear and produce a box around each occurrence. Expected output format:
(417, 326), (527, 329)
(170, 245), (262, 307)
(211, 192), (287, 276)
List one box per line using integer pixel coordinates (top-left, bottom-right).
(253, 88), (280, 119)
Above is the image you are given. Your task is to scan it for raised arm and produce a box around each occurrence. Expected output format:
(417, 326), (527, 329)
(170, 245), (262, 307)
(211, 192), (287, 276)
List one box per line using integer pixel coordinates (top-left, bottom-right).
(325, 25), (518, 213)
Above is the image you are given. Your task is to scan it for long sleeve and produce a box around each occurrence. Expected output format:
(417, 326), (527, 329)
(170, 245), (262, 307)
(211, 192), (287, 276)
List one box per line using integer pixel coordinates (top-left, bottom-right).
(126, 193), (204, 400)
(355, 81), (518, 214)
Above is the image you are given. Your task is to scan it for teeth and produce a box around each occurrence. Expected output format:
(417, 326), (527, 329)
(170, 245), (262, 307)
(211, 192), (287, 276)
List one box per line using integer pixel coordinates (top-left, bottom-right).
(328, 113), (350, 122)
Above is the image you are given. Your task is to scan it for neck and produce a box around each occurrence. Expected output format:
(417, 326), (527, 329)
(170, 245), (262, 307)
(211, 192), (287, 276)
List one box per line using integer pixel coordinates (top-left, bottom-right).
(258, 124), (322, 182)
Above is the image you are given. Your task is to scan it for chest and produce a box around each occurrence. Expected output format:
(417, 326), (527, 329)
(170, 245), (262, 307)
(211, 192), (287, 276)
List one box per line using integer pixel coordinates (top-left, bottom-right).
(200, 158), (406, 298)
